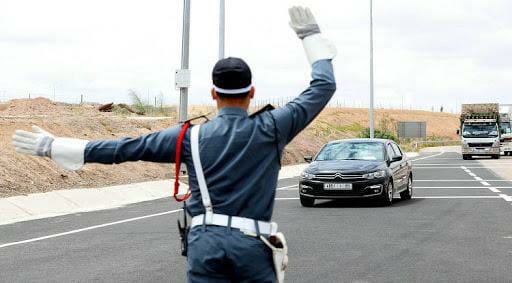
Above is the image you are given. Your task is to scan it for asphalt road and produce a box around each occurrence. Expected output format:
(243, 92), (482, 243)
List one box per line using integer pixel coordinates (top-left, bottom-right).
(1, 151), (512, 282)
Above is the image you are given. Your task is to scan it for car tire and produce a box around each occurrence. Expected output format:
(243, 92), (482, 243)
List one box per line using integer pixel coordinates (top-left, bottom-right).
(379, 181), (393, 206)
(492, 154), (500, 159)
(400, 174), (413, 200)
(463, 155), (471, 160)
(300, 195), (315, 207)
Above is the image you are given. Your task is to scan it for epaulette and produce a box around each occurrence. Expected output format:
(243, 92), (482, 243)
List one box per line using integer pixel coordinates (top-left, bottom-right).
(180, 113), (211, 124)
(249, 104), (275, 118)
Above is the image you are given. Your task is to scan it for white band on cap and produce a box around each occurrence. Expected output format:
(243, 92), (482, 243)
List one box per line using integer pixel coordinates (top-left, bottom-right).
(214, 84), (252, 94)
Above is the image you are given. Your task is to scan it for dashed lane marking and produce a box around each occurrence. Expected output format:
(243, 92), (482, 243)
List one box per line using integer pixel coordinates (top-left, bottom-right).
(499, 194), (512, 202)
(488, 187), (501, 193)
(459, 166), (512, 204)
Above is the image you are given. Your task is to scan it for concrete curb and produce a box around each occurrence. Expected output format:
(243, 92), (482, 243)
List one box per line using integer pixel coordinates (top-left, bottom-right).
(0, 164), (307, 226)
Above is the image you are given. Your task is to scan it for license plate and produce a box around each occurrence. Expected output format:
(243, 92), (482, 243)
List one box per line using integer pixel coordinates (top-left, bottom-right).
(324, 183), (352, 190)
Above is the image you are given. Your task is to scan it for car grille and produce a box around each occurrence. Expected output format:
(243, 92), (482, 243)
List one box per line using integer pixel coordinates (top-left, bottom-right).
(468, 143), (493, 147)
(313, 172), (364, 181)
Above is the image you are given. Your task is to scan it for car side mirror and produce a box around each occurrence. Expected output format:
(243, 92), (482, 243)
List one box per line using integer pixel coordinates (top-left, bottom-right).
(304, 156), (313, 163)
(456, 129), (460, 135)
(391, 156), (403, 163)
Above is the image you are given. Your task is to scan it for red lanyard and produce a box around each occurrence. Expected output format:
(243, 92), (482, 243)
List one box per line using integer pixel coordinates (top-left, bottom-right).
(174, 121), (192, 202)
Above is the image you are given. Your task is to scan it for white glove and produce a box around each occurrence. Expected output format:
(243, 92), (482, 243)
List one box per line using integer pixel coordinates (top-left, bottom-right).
(288, 6), (337, 65)
(12, 125), (89, 171)
(12, 126), (55, 157)
(289, 6), (321, 40)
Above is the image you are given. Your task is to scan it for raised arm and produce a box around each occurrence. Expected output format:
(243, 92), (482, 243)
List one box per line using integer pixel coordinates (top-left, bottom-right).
(270, 7), (337, 146)
(12, 125), (181, 171)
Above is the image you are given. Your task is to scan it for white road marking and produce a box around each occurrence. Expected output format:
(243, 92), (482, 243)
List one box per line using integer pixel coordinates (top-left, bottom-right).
(499, 194), (512, 202)
(0, 183), (302, 249)
(488, 187), (501, 193)
(0, 209), (182, 249)
(414, 166), (512, 169)
(276, 185), (298, 191)
(414, 180), (512, 182)
(409, 150), (445, 162)
(415, 186), (512, 189)
(414, 163), (512, 166)
(458, 165), (512, 204)
(414, 196), (501, 199)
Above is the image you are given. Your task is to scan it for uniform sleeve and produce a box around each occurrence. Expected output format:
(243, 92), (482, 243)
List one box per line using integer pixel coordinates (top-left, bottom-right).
(84, 126), (181, 164)
(270, 59), (336, 148)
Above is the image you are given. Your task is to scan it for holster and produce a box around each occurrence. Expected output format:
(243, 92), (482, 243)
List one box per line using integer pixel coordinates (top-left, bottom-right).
(177, 218), (189, 257)
(260, 231), (289, 283)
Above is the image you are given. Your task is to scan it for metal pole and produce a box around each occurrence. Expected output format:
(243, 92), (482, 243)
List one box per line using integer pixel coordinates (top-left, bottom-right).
(369, 0), (375, 139)
(219, 0), (225, 59)
(179, 0), (191, 122)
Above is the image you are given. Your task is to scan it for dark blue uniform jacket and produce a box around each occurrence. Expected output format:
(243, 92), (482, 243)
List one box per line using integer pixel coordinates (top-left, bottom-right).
(84, 60), (336, 221)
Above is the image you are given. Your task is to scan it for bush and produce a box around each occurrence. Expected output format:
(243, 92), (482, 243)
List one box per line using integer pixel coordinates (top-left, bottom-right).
(358, 128), (398, 142)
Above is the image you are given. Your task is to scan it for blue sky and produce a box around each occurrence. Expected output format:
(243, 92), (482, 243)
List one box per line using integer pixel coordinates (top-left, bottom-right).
(1, 0), (512, 113)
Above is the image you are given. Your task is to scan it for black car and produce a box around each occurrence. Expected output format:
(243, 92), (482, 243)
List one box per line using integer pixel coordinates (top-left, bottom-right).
(299, 139), (413, 207)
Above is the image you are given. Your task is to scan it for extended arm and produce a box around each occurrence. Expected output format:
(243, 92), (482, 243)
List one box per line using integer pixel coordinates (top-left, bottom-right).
(12, 125), (181, 170)
(271, 7), (337, 147)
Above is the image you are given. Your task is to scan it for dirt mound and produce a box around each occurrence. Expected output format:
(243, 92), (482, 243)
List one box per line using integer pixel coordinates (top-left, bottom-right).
(1, 97), (63, 116)
(0, 102), (459, 198)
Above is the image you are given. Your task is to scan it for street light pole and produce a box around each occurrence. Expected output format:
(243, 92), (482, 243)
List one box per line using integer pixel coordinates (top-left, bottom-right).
(219, 0), (225, 59)
(369, 0), (375, 139)
(178, 0), (191, 122)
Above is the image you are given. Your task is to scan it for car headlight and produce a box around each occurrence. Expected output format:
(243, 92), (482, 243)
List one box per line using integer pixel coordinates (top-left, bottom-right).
(301, 172), (315, 180)
(363, 170), (386, 179)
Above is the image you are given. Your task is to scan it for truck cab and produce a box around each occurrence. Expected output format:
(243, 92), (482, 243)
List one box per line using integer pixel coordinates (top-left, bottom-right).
(500, 106), (512, 156)
(459, 104), (501, 160)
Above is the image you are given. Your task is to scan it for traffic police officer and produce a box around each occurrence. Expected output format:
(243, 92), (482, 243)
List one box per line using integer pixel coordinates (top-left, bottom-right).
(12, 6), (336, 282)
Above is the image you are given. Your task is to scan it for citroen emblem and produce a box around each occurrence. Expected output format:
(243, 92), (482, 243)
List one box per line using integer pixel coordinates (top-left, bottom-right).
(334, 173), (343, 180)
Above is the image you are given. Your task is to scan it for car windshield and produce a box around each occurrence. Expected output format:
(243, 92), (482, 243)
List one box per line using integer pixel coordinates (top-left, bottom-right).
(463, 123), (498, 138)
(315, 142), (385, 161)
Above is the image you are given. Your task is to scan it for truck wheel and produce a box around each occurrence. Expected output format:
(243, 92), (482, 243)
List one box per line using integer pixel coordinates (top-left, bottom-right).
(300, 195), (315, 207)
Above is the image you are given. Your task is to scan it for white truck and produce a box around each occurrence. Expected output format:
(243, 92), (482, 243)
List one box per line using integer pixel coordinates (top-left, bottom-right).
(459, 103), (501, 160)
(500, 105), (512, 156)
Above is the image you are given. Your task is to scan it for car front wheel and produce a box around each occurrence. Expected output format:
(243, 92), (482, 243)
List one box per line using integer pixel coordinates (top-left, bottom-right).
(400, 174), (413, 200)
(300, 195), (315, 207)
(379, 181), (393, 206)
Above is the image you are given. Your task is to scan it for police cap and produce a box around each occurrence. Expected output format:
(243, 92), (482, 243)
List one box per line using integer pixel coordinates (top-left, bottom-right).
(212, 57), (252, 97)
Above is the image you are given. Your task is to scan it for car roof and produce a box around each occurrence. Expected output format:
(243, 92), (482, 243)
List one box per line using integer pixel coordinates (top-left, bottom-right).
(326, 138), (393, 144)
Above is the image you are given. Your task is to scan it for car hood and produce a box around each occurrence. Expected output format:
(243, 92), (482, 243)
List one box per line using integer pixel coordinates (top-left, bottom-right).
(306, 160), (383, 174)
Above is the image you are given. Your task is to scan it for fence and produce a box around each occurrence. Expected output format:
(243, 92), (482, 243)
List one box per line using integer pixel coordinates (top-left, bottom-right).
(1, 90), (460, 114)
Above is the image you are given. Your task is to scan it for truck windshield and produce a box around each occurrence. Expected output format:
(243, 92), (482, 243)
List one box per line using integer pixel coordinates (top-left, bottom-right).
(462, 124), (498, 138)
(501, 123), (512, 135)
